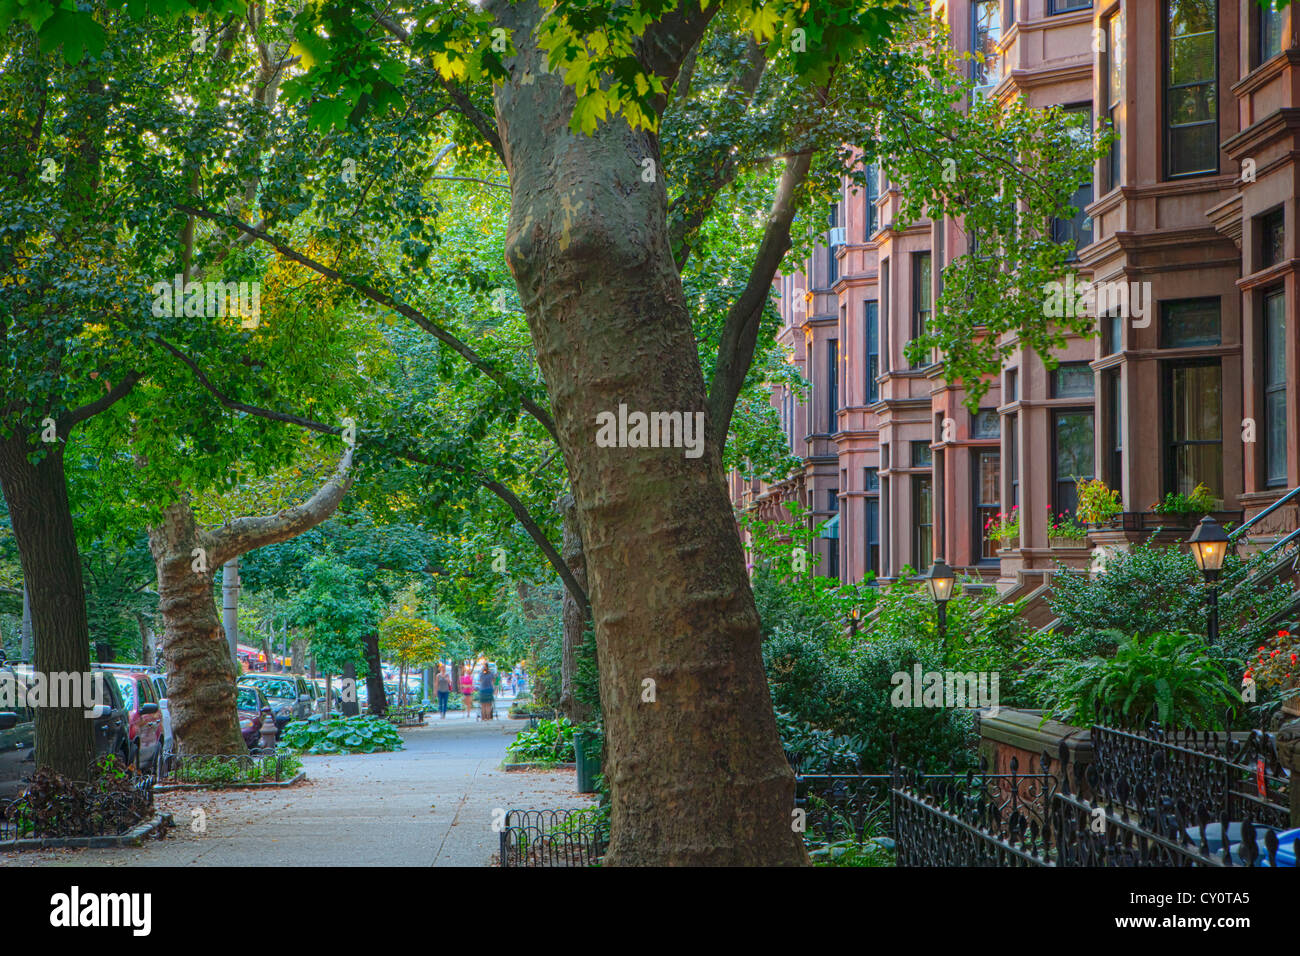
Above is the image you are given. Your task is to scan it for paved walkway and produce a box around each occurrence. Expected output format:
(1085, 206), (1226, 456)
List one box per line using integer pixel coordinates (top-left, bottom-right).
(1, 709), (592, 867)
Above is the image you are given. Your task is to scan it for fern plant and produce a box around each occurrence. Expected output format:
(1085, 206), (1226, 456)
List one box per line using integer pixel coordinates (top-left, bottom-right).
(1042, 631), (1239, 730)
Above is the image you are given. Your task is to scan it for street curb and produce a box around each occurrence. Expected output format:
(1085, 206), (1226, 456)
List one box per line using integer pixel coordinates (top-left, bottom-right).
(153, 771), (307, 792)
(0, 811), (174, 853)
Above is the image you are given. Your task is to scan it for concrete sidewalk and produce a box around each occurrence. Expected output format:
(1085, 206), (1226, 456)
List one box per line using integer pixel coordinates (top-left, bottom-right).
(0, 713), (592, 867)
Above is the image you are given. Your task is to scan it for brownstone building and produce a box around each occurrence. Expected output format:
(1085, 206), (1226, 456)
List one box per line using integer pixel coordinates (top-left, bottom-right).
(731, 0), (1299, 602)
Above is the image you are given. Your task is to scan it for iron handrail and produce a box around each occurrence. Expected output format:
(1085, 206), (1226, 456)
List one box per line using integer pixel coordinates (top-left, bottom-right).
(1229, 484), (1300, 542)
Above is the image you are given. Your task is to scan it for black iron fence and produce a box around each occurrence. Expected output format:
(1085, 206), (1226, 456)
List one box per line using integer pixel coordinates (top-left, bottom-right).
(883, 732), (1296, 867)
(498, 808), (608, 867)
(890, 758), (1055, 867)
(1, 771), (154, 842)
(1086, 722), (1290, 830)
(1052, 744), (1292, 866)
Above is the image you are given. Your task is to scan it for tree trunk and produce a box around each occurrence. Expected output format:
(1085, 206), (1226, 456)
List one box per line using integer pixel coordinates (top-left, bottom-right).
(148, 447), (353, 753)
(361, 632), (386, 715)
(492, 2), (805, 864)
(0, 437), (96, 778)
(148, 499), (247, 756)
(557, 493), (590, 723)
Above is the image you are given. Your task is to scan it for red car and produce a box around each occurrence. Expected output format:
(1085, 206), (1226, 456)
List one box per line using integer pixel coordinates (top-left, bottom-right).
(111, 670), (165, 775)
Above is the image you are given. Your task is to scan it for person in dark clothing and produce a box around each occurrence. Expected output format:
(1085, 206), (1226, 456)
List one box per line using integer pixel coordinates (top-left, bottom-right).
(434, 665), (452, 718)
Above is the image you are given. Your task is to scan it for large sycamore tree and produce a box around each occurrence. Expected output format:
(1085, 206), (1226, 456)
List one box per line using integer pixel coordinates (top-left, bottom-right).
(10, 0), (1100, 864)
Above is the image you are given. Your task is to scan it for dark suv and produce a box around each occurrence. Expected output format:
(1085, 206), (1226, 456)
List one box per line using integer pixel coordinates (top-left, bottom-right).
(237, 674), (314, 730)
(0, 665), (132, 799)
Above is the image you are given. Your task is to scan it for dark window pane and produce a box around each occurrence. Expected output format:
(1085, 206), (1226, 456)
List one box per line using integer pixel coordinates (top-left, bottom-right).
(1054, 410), (1095, 514)
(1264, 290), (1287, 486)
(1168, 8), (1216, 84)
(1261, 1), (1284, 64)
(827, 339), (839, 430)
(1161, 298), (1221, 348)
(972, 409), (1000, 438)
(1169, 123), (1218, 177)
(913, 476), (933, 570)
(1165, 0), (1218, 178)
(911, 440), (933, 468)
(912, 252), (932, 357)
(1165, 361), (1223, 496)
(1261, 208), (1285, 269)
(865, 300), (879, 403)
(866, 498), (879, 577)
(975, 450), (1001, 559)
(1052, 363), (1094, 398)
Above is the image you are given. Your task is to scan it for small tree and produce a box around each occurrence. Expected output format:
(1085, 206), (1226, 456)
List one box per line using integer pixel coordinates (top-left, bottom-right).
(379, 608), (444, 706)
(287, 557), (375, 714)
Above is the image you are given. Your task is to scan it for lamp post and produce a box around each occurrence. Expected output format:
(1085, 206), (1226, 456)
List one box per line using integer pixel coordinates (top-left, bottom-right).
(1188, 516), (1230, 645)
(923, 558), (957, 650)
(849, 604), (861, 639)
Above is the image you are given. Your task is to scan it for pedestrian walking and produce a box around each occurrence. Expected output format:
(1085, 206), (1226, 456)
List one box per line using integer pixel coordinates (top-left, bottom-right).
(435, 665), (451, 718)
(478, 664), (495, 721)
(460, 665), (474, 718)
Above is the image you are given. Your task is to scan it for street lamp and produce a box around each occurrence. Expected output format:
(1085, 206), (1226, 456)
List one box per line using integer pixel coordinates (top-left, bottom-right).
(923, 558), (957, 649)
(1188, 516), (1230, 644)
(849, 603), (861, 638)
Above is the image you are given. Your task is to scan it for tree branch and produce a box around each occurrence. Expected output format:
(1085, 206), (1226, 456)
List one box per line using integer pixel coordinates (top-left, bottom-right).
(371, 8), (506, 163)
(668, 37), (768, 269)
(209, 445), (355, 567)
(60, 371), (142, 432)
(173, 204), (559, 443)
(160, 339), (588, 610)
(707, 148), (814, 447)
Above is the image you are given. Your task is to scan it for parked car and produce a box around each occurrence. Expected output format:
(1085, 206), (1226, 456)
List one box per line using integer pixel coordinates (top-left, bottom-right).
(0, 664), (132, 798)
(310, 678), (342, 715)
(146, 673), (173, 756)
(235, 684), (274, 751)
(238, 674), (314, 729)
(111, 670), (165, 775)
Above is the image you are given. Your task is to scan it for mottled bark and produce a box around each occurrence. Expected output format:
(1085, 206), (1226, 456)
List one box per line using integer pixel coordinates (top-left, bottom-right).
(491, 2), (806, 865)
(0, 437), (95, 778)
(557, 493), (589, 724)
(148, 499), (246, 756)
(148, 448), (354, 754)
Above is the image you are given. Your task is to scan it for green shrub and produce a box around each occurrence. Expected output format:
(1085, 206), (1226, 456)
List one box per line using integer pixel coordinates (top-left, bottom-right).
(507, 717), (576, 764)
(765, 626), (975, 772)
(279, 714), (404, 754)
(174, 754), (303, 785)
(1048, 538), (1294, 657)
(1039, 631), (1240, 729)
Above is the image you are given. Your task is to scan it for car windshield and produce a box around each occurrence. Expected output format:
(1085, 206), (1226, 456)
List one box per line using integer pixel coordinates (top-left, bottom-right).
(236, 687), (261, 710)
(246, 679), (293, 700)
